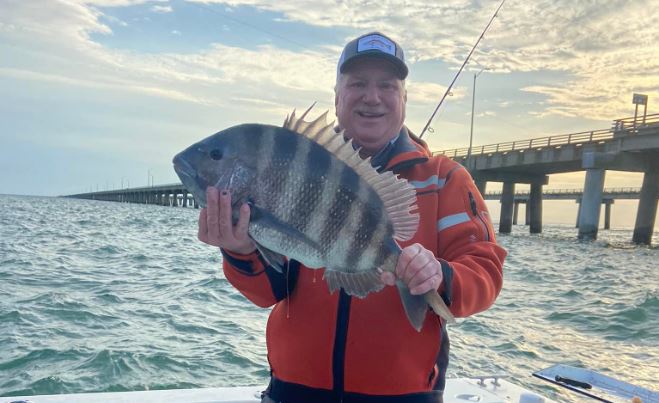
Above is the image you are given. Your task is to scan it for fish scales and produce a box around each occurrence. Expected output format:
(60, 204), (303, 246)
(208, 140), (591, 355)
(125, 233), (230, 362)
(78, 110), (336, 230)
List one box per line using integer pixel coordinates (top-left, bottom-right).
(317, 159), (352, 253)
(286, 146), (330, 235)
(325, 165), (369, 270)
(254, 126), (277, 211)
(172, 108), (456, 330)
(350, 190), (391, 272)
(265, 129), (297, 217)
(275, 135), (311, 225)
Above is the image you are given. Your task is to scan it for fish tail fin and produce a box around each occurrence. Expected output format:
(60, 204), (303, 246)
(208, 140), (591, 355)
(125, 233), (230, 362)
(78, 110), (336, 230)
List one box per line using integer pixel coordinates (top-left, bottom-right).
(396, 281), (428, 332)
(397, 283), (457, 331)
(424, 290), (456, 324)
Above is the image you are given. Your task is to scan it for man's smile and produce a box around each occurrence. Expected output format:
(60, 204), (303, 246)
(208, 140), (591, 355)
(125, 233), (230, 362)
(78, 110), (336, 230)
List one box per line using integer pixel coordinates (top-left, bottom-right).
(356, 111), (386, 118)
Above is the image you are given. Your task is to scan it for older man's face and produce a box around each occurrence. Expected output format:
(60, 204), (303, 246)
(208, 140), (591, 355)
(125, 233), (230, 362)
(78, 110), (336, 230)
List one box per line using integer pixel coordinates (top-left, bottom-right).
(335, 58), (407, 155)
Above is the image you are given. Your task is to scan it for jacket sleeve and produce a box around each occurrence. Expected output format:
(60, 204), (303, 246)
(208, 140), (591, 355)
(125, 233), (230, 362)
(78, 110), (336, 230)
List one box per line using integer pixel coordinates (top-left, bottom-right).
(221, 249), (297, 308)
(435, 164), (506, 318)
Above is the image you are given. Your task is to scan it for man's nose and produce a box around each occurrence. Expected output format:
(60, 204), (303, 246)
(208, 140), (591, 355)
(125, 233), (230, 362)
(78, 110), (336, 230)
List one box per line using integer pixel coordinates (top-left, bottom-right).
(362, 84), (381, 104)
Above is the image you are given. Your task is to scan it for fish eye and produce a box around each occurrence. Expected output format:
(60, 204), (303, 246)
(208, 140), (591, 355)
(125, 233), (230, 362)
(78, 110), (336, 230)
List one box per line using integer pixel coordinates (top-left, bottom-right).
(210, 149), (223, 160)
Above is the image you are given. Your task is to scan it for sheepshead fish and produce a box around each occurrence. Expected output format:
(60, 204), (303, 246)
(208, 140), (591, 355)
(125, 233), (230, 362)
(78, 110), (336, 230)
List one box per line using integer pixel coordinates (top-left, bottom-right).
(172, 108), (455, 330)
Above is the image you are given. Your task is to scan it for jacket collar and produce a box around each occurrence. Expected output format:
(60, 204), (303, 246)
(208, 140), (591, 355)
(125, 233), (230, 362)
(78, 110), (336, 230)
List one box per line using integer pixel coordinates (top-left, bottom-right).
(379, 126), (430, 173)
(335, 125), (431, 173)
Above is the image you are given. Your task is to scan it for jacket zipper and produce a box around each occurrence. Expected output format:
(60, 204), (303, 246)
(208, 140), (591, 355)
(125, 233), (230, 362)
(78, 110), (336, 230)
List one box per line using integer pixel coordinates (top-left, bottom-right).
(468, 191), (491, 241)
(332, 290), (351, 401)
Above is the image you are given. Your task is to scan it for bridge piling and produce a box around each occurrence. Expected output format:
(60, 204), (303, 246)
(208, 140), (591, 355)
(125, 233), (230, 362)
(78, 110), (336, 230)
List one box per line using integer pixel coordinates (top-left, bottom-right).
(529, 182), (543, 233)
(499, 181), (515, 233)
(578, 168), (606, 240)
(603, 200), (613, 230)
(475, 179), (487, 196)
(525, 202), (530, 225)
(632, 168), (659, 244)
(513, 201), (520, 225)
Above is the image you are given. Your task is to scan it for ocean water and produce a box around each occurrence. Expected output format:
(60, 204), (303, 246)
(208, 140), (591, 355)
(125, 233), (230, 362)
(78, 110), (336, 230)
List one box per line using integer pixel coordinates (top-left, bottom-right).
(0, 194), (657, 401)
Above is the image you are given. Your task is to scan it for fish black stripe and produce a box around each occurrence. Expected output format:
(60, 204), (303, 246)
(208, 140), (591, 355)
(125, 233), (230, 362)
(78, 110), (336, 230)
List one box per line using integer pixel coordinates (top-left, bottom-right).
(319, 164), (357, 253)
(245, 125), (263, 158)
(288, 144), (330, 233)
(272, 128), (298, 167)
(242, 124), (265, 145)
(346, 188), (383, 271)
(262, 128), (298, 211)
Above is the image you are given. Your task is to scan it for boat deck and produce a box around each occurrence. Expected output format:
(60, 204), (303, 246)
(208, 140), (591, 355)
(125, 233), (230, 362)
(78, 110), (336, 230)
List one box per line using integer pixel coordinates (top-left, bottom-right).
(1, 377), (553, 403)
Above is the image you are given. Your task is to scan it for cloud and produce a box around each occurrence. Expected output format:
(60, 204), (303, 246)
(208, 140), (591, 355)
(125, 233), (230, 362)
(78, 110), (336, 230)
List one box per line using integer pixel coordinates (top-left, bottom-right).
(151, 5), (173, 13)
(188, 0), (659, 120)
(2, 0), (658, 124)
(406, 81), (461, 105)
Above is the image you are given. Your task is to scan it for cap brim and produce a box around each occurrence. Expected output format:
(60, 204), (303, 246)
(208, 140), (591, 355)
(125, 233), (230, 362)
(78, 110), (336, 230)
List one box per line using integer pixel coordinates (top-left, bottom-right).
(339, 52), (408, 79)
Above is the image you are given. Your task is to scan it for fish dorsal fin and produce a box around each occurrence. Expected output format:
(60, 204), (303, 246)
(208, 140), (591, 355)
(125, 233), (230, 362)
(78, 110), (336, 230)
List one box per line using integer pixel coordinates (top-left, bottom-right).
(284, 105), (419, 241)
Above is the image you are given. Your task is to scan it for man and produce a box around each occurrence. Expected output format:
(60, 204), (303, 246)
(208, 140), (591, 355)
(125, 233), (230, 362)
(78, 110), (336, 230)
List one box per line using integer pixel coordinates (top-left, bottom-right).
(198, 32), (506, 403)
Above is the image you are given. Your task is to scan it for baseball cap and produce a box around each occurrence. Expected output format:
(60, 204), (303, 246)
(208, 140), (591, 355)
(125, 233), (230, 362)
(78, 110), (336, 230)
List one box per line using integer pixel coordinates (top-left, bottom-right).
(337, 32), (408, 80)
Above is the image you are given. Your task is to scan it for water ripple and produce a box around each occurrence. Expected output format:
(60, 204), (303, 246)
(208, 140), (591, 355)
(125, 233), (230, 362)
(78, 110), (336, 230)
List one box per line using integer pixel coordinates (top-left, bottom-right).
(0, 196), (657, 400)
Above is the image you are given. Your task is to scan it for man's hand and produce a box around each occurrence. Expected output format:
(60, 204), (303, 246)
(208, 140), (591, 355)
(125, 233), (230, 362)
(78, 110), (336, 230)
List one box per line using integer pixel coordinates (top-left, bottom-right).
(198, 187), (256, 255)
(380, 243), (443, 295)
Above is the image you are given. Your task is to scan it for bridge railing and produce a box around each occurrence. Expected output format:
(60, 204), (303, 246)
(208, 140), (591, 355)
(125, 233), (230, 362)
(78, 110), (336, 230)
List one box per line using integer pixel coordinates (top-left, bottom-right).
(484, 187), (641, 196)
(612, 112), (659, 131)
(435, 113), (659, 158)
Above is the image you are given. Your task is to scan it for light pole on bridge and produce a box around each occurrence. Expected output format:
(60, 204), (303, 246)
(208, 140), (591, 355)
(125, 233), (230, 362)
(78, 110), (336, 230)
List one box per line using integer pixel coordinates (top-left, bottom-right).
(468, 68), (486, 171)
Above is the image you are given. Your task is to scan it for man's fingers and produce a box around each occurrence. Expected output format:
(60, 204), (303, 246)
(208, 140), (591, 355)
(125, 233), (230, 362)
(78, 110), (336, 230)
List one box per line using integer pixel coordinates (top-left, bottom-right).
(206, 187), (221, 240)
(380, 271), (396, 286)
(410, 274), (442, 295)
(235, 203), (250, 239)
(218, 190), (233, 238)
(396, 243), (423, 279)
(198, 208), (208, 242)
(407, 261), (438, 289)
(404, 252), (434, 284)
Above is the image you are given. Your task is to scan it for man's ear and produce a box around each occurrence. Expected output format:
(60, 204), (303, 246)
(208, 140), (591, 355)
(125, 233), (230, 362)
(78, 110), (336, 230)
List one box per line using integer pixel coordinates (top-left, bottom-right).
(404, 89), (408, 104)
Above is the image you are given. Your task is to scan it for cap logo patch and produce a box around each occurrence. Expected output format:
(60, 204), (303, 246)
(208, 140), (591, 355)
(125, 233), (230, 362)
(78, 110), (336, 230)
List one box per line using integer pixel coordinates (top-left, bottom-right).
(357, 34), (396, 56)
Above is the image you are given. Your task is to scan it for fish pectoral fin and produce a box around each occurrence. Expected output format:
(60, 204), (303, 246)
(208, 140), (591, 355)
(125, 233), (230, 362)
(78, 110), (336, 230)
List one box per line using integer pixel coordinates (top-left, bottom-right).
(254, 242), (287, 273)
(396, 281), (428, 332)
(323, 270), (384, 298)
(248, 204), (322, 271)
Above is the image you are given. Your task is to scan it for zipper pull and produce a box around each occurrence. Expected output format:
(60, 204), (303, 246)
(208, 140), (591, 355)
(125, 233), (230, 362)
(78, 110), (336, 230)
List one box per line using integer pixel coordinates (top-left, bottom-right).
(468, 192), (478, 216)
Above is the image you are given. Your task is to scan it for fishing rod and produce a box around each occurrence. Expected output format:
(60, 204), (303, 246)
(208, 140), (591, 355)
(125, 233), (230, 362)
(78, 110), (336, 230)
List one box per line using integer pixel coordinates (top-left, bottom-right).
(419, 0), (506, 139)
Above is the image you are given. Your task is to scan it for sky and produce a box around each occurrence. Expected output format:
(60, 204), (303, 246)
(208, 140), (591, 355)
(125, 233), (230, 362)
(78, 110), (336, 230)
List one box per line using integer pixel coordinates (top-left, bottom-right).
(1, 0), (658, 200)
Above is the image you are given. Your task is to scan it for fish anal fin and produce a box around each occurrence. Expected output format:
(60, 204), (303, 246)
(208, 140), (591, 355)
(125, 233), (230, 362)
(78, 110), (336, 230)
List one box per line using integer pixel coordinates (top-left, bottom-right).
(323, 270), (384, 298)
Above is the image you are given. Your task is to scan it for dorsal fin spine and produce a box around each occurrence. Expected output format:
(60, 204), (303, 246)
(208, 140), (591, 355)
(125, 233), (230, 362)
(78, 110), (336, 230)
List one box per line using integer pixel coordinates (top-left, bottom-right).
(283, 105), (419, 240)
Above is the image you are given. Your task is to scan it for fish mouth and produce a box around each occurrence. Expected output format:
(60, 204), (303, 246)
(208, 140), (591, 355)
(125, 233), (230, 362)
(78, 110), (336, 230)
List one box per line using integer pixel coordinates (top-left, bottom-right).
(173, 156), (207, 207)
(173, 156), (194, 177)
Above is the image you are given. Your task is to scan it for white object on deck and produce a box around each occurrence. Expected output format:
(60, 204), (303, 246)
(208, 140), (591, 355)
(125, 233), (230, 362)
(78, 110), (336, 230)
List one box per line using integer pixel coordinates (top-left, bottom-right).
(1, 377), (556, 403)
(534, 364), (659, 403)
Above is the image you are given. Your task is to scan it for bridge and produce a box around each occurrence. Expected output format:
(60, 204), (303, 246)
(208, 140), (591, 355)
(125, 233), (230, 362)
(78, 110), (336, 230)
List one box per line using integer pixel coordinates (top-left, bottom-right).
(436, 113), (659, 244)
(482, 187), (641, 230)
(66, 113), (659, 245)
(66, 183), (196, 207)
(64, 184), (642, 233)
